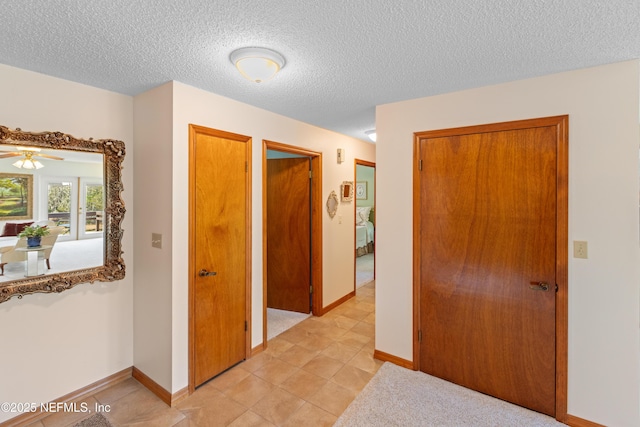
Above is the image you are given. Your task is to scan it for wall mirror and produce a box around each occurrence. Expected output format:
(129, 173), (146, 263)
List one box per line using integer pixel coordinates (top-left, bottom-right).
(341, 181), (354, 202)
(326, 190), (339, 218)
(0, 125), (125, 303)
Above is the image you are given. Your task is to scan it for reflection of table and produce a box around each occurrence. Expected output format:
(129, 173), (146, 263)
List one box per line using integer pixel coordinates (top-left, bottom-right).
(16, 245), (52, 277)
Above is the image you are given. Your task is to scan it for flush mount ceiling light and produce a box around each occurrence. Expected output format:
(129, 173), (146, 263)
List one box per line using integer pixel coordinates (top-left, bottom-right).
(230, 47), (285, 83)
(364, 130), (377, 142)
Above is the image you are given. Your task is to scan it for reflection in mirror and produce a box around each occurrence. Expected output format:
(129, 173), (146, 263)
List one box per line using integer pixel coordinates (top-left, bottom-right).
(0, 146), (104, 282)
(0, 126), (125, 303)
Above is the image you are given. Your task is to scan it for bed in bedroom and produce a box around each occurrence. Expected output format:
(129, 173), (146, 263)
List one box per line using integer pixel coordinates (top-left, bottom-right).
(356, 206), (374, 257)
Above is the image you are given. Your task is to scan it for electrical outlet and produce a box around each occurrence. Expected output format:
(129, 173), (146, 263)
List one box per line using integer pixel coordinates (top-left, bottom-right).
(152, 233), (162, 249)
(573, 241), (588, 259)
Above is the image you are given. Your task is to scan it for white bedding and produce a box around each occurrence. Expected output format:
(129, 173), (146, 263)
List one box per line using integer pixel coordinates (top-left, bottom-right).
(356, 221), (374, 250)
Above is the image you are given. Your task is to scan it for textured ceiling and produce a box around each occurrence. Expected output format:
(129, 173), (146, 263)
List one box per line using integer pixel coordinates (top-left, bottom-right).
(1, 0), (639, 141)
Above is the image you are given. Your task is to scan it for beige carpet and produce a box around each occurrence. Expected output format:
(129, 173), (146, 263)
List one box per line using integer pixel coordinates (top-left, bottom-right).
(356, 253), (374, 288)
(335, 362), (565, 427)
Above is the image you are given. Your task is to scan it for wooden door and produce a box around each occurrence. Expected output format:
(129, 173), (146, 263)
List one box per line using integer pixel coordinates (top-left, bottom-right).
(266, 158), (311, 313)
(190, 125), (250, 388)
(416, 117), (567, 416)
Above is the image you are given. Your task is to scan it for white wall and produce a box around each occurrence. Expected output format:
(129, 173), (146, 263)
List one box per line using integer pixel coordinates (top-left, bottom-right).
(376, 60), (640, 426)
(167, 81), (375, 391)
(0, 64), (134, 423)
(133, 83), (174, 392)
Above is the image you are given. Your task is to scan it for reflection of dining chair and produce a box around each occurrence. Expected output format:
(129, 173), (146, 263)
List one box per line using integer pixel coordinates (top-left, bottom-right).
(95, 211), (103, 231)
(0, 226), (66, 275)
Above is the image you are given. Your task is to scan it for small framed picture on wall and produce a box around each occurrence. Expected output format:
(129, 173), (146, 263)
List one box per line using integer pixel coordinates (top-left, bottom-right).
(356, 181), (367, 200)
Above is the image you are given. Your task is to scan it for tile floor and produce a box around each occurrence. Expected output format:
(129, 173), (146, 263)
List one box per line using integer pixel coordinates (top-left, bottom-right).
(27, 281), (379, 427)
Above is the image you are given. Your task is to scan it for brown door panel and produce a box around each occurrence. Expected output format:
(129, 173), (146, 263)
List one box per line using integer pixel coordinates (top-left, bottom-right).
(419, 124), (559, 416)
(266, 158), (311, 313)
(192, 129), (248, 386)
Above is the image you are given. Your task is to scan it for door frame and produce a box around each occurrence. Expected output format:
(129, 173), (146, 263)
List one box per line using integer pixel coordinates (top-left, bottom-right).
(40, 176), (78, 242)
(412, 116), (568, 421)
(262, 140), (323, 350)
(353, 159), (376, 291)
(188, 124), (252, 394)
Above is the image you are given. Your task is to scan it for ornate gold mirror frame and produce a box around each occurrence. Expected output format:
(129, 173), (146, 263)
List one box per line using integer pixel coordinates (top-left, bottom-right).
(0, 126), (125, 303)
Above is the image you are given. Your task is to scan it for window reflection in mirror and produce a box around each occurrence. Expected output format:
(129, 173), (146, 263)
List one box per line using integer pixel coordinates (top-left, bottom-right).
(0, 144), (104, 282)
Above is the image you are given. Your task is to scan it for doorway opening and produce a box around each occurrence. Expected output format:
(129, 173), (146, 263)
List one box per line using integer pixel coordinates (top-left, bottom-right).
(354, 160), (375, 291)
(262, 140), (322, 350)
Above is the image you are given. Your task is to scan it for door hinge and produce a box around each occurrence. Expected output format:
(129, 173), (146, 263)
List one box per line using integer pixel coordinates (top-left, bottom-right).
(309, 170), (312, 179)
(244, 320), (248, 332)
(419, 159), (423, 171)
(418, 330), (422, 342)
(310, 285), (313, 294)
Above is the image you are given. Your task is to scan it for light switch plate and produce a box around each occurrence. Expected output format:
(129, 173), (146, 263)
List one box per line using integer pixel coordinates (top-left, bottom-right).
(152, 233), (162, 249)
(573, 240), (588, 259)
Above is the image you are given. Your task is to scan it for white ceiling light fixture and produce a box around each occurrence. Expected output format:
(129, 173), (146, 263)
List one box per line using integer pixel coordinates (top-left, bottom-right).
(364, 130), (377, 142)
(230, 47), (285, 83)
(13, 150), (44, 169)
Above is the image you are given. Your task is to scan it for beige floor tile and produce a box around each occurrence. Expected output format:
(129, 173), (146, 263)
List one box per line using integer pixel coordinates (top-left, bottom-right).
(350, 321), (375, 337)
(175, 386), (226, 411)
(336, 330), (371, 349)
(41, 396), (99, 427)
(224, 374), (274, 407)
(362, 312), (376, 324)
(301, 355), (345, 379)
(320, 342), (360, 363)
(331, 364), (374, 393)
(176, 393), (246, 427)
(313, 325), (350, 341)
(279, 369), (328, 400)
(94, 378), (144, 406)
(239, 352), (275, 373)
(264, 337), (295, 357)
(306, 381), (357, 417)
(340, 307), (370, 321)
(227, 410), (275, 427)
(361, 338), (375, 351)
(276, 344), (319, 367)
(252, 359), (298, 385)
(281, 402), (337, 427)
(277, 327), (310, 344)
(206, 366), (252, 392)
(102, 387), (184, 427)
(250, 387), (305, 425)
(296, 334), (334, 352)
(347, 348), (384, 374)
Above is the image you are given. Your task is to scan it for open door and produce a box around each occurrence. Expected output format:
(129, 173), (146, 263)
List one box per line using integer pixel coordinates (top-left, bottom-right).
(266, 157), (311, 313)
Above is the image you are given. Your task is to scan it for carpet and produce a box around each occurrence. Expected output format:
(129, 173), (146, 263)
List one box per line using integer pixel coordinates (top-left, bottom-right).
(356, 253), (374, 288)
(267, 307), (310, 340)
(335, 363), (565, 427)
(73, 413), (112, 427)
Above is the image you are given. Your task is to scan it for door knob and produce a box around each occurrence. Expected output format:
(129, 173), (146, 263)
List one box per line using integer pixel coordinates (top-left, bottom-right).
(199, 269), (217, 277)
(529, 281), (549, 291)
